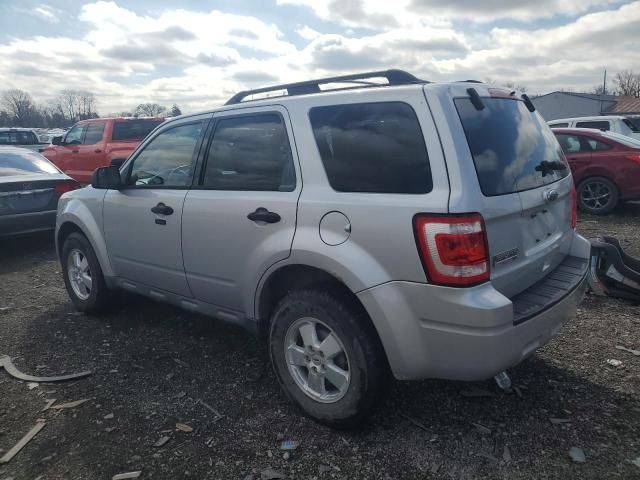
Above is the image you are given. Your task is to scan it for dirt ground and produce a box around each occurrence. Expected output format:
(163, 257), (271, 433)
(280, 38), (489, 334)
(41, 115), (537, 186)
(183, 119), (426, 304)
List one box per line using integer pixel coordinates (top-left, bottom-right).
(1, 208), (639, 480)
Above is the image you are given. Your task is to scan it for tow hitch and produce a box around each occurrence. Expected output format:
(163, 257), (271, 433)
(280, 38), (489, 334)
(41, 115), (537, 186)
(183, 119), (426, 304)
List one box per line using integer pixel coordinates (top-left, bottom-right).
(588, 236), (640, 303)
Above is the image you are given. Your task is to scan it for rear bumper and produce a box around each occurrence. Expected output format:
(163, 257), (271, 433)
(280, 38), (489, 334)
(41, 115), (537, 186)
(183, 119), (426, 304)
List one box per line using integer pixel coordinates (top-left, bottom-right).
(358, 233), (590, 381)
(0, 210), (57, 237)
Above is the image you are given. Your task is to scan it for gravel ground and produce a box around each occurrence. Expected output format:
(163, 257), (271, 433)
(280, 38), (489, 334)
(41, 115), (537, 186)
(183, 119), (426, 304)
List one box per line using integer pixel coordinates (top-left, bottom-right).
(0, 210), (639, 480)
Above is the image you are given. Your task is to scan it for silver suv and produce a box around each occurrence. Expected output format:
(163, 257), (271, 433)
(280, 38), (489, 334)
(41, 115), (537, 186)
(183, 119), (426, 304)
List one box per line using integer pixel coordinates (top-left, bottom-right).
(56, 70), (590, 426)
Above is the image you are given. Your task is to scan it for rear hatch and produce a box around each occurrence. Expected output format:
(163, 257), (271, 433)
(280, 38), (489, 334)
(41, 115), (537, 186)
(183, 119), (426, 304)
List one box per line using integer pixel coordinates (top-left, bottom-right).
(449, 88), (574, 298)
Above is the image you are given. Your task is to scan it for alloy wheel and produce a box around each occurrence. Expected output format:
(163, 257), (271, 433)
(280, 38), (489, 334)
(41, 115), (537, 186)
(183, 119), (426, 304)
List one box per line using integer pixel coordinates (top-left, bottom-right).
(67, 248), (92, 300)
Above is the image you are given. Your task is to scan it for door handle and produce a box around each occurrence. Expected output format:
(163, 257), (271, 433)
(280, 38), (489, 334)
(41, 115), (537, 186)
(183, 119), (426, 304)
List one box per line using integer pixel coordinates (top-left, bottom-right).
(72, 150), (79, 153)
(94, 149), (102, 153)
(151, 202), (174, 215)
(247, 207), (281, 224)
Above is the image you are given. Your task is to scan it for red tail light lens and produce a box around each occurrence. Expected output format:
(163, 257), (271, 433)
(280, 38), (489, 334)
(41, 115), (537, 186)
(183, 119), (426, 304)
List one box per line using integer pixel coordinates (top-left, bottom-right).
(413, 214), (490, 287)
(625, 154), (640, 164)
(570, 185), (577, 229)
(54, 181), (81, 194)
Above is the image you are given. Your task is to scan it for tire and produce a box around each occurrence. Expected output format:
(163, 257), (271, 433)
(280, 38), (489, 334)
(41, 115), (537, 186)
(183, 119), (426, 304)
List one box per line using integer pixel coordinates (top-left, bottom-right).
(577, 177), (619, 215)
(61, 232), (112, 313)
(269, 289), (389, 427)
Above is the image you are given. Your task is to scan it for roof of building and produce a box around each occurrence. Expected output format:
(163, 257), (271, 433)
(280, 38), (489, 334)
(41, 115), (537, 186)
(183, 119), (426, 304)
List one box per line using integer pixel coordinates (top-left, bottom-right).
(609, 96), (640, 114)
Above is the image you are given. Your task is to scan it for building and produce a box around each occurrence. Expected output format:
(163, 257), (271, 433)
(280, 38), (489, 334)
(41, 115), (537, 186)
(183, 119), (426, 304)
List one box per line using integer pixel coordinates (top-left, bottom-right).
(532, 92), (640, 121)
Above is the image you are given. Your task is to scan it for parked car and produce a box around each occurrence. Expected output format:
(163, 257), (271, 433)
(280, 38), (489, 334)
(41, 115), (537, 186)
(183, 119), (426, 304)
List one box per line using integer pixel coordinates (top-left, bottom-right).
(56, 70), (590, 426)
(547, 115), (640, 140)
(0, 147), (80, 237)
(0, 128), (50, 152)
(42, 117), (164, 184)
(552, 127), (640, 214)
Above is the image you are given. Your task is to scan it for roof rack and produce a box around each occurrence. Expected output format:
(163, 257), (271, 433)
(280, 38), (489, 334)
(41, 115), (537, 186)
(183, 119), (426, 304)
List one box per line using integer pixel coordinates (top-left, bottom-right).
(225, 69), (426, 105)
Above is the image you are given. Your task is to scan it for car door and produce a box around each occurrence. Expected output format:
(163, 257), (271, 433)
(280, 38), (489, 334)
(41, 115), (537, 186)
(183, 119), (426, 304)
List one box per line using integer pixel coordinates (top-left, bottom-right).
(181, 106), (300, 316)
(103, 117), (208, 296)
(66, 121), (107, 183)
(50, 123), (86, 175)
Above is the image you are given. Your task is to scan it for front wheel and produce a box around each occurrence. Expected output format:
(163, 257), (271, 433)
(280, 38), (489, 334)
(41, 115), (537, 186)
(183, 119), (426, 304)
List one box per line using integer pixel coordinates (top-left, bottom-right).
(577, 177), (619, 215)
(269, 290), (389, 427)
(61, 232), (112, 313)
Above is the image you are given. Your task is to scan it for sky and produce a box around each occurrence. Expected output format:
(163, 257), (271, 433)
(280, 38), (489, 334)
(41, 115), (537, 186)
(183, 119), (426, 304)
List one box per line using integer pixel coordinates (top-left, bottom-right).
(1, 0), (639, 114)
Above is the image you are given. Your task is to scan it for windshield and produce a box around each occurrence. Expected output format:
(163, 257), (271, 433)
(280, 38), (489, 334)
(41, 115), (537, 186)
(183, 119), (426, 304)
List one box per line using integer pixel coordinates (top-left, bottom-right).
(0, 149), (61, 177)
(455, 97), (569, 196)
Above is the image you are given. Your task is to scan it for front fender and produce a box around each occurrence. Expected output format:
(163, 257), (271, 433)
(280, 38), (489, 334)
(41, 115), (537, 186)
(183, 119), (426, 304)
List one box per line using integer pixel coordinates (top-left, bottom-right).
(56, 190), (113, 277)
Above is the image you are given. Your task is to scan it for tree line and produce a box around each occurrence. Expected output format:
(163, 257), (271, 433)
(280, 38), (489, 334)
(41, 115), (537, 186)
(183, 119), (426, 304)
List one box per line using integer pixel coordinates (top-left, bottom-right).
(0, 88), (182, 128)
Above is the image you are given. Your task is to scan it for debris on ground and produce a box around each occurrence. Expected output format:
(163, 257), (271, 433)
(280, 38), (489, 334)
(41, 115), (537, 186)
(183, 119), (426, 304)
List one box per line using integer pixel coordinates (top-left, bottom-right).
(196, 399), (224, 422)
(175, 423), (193, 433)
(41, 399), (56, 411)
(616, 345), (640, 356)
(549, 418), (572, 425)
(400, 414), (430, 432)
(631, 457), (640, 469)
(569, 447), (586, 463)
(280, 440), (299, 451)
(50, 399), (90, 410)
(0, 355), (92, 382)
(472, 423), (492, 435)
(606, 359), (623, 367)
(112, 471), (142, 480)
(154, 436), (171, 448)
(283, 452), (290, 460)
(459, 387), (494, 398)
(502, 446), (512, 463)
(174, 358), (189, 367)
(0, 421), (45, 464)
(104, 413), (114, 420)
(27, 382), (38, 390)
(260, 468), (286, 479)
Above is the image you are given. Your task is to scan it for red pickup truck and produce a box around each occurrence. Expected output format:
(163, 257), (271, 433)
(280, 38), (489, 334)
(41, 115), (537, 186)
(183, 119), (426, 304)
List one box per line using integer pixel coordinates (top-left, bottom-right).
(42, 117), (163, 183)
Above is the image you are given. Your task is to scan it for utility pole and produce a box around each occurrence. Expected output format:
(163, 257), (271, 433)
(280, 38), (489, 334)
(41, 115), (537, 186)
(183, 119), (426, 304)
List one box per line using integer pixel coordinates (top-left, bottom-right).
(603, 69), (607, 96)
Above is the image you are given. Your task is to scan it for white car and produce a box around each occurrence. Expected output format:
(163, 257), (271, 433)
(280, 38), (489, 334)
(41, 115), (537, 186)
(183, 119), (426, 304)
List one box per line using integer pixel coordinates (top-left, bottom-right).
(547, 115), (640, 140)
(0, 128), (50, 151)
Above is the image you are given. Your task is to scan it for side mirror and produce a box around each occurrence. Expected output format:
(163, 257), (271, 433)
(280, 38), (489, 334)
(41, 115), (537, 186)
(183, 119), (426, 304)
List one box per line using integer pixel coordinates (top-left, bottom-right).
(91, 166), (122, 190)
(110, 157), (126, 169)
(52, 136), (63, 146)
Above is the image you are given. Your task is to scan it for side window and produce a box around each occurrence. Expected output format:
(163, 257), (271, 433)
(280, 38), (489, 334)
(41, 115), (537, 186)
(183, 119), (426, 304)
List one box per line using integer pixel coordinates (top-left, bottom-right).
(549, 123), (569, 128)
(128, 122), (203, 187)
(65, 125), (86, 145)
(576, 121), (610, 131)
(309, 102), (432, 193)
(202, 113), (295, 191)
(587, 138), (612, 151)
(555, 134), (583, 153)
(83, 123), (105, 145)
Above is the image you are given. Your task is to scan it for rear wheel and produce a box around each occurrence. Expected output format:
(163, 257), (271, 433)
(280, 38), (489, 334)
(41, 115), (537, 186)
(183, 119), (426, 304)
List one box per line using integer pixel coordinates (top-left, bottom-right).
(61, 232), (112, 313)
(577, 177), (618, 215)
(269, 290), (388, 427)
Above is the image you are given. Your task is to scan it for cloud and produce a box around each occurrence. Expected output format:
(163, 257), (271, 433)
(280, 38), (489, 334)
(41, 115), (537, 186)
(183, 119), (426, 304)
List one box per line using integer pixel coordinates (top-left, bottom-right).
(0, 0), (638, 115)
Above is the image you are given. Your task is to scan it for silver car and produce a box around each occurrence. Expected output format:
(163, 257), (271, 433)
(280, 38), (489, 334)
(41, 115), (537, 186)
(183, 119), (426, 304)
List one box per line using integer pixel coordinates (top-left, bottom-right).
(55, 70), (590, 426)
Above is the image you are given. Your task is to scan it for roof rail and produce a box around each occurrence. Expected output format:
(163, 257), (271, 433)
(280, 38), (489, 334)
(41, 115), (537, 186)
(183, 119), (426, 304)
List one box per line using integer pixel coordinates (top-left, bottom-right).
(225, 69), (425, 105)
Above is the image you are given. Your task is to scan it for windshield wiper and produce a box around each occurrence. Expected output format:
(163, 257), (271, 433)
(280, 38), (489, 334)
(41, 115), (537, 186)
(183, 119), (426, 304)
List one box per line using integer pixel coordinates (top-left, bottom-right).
(535, 160), (567, 176)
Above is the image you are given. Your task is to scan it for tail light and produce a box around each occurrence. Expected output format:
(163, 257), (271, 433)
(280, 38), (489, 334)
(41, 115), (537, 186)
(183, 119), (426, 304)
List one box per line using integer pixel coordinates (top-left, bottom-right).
(625, 154), (640, 164)
(570, 185), (577, 229)
(413, 213), (490, 287)
(54, 181), (81, 194)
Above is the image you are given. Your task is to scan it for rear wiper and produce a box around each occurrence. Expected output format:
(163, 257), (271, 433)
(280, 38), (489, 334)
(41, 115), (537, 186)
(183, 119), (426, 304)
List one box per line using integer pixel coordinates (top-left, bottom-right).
(535, 160), (567, 176)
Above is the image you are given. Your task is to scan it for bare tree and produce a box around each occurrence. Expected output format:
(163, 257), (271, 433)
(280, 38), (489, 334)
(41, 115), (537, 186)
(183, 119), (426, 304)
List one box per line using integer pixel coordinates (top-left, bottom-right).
(1, 89), (36, 126)
(614, 70), (640, 97)
(503, 81), (528, 93)
(134, 103), (167, 117)
(592, 84), (607, 95)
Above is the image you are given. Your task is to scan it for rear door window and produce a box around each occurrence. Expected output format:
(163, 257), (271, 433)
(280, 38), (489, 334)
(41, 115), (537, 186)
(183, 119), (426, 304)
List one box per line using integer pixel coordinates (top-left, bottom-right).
(575, 120), (610, 131)
(549, 123), (569, 128)
(202, 113), (295, 191)
(455, 97), (568, 196)
(555, 134), (592, 153)
(309, 102), (432, 194)
(113, 119), (163, 141)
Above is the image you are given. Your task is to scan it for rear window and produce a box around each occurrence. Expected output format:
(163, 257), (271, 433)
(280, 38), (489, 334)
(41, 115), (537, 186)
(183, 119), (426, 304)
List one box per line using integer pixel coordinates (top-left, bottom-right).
(455, 97), (569, 196)
(0, 131), (39, 145)
(0, 150), (60, 177)
(112, 119), (163, 141)
(575, 120), (610, 131)
(309, 102), (432, 194)
(549, 123), (569, 128)
(623, 118), (640, 133)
